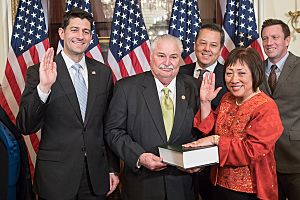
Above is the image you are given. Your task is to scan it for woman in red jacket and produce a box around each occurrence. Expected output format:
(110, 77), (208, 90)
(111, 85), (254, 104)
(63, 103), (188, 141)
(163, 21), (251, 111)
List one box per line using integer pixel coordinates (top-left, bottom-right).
(184, 47), (283, 200)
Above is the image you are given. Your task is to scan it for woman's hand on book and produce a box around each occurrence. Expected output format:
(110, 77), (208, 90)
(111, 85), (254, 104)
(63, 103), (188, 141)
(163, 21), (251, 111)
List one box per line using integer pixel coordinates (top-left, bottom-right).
(182, 135), (220, 148)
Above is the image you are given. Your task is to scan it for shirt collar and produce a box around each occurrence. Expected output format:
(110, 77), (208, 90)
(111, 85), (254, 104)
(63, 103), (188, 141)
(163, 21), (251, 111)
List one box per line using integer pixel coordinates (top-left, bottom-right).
(61, 50), (87, 70)
(195, 61), (218, 73)
(267, 52), (289, 72)
(154, 76), (176, 95)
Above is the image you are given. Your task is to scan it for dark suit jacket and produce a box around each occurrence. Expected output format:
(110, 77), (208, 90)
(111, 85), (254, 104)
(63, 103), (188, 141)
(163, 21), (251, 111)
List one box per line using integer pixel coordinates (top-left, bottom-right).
(17, 53), (119, 199)
(179, 62), (227, 110)
(260, 52), (300, 173)
(0, 106), (34, 200)
(105, 71), (199, 200)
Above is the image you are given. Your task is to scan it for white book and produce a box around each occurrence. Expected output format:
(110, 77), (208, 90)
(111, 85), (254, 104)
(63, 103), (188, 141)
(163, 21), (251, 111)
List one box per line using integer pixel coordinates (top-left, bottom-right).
(158, 144), (219, 169)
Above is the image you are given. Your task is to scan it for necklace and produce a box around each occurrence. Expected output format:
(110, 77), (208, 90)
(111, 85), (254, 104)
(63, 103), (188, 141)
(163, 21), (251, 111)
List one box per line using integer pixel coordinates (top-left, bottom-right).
(235, 89), (261, 106)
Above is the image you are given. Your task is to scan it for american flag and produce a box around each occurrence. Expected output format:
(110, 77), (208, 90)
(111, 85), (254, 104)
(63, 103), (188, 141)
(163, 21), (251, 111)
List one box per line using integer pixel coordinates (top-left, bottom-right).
(168, 0), (202, 64)
(0, 0), (50, 176)
(220, 0), (264, 62)
(107, 0), (151, 81)
(56, 0), (104, 63)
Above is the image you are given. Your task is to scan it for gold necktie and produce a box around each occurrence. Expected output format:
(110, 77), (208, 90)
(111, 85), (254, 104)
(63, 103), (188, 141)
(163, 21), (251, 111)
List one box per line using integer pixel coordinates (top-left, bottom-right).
(268, 65), (277, 93)
(161, 88), (174, 140)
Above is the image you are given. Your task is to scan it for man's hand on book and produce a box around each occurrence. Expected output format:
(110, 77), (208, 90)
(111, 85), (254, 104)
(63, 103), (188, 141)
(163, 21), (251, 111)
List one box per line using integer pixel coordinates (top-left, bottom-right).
(138, 153), (167, 171)
(182, 135), (220, 148)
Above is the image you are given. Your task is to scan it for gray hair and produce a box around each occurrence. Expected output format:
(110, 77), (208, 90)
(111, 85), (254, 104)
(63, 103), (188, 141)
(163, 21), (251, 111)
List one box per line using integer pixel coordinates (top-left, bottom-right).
(150, 34), (183, 54)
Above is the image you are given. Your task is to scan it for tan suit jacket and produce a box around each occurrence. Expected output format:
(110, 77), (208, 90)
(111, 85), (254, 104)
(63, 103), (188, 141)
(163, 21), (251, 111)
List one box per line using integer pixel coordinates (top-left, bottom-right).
(261, 52), (300, 173)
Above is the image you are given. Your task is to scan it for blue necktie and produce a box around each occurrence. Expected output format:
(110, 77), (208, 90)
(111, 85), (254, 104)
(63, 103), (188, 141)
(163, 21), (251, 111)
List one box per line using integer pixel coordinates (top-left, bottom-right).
(72, 63), (88, 121)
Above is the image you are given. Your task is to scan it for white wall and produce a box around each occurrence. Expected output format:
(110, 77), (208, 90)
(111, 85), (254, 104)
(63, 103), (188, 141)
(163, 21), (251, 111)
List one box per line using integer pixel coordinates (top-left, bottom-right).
(0, 0), (12, 86)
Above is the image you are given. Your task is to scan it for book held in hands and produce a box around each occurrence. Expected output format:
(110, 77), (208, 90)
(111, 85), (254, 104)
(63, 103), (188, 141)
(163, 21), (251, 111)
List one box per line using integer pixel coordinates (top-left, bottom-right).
(158, 144), (219, 169)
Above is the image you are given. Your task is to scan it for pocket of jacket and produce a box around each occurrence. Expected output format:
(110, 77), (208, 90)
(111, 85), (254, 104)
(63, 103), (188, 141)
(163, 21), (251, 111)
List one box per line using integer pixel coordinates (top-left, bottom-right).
(37, 149), (62, 162)
(289, 131), (300, 141)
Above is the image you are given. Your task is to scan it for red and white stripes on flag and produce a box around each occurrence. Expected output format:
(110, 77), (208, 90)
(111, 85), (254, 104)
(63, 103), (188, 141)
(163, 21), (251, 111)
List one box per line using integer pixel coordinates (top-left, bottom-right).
(107, 41), (151, 81)
(0, 0), (50, 176)
(107, 0), (151, 81)
(219, 0), (264, 63)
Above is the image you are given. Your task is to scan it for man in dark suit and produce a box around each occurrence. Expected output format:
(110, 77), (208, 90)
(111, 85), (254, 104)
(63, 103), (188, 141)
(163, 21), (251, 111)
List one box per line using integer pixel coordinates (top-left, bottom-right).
(179, 23), (226, 110)
(180, 23), (227, 200)
(105, 34), (200, 200)
(17, 8), (119, 200)
(260, 19), (300, 200)
(0, 106), (34, 200)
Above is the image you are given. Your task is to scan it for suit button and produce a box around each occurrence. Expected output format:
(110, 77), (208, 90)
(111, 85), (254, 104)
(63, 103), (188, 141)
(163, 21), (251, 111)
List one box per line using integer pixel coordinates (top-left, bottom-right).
(81, 147), (86, 152)
(83, 127), (87, 131)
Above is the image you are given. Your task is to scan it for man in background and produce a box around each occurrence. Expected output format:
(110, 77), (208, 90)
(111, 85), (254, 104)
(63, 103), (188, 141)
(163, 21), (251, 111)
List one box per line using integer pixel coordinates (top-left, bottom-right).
(180, 23), (226, 110)
(260, 18), (300, 200)
(180, 23), (227, 200)
(105, 34), (200, 200)
(17, 8), (119, 199)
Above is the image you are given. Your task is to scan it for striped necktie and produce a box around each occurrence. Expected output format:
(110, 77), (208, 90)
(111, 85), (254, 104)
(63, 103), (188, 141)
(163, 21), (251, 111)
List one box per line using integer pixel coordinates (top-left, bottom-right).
(198, 69), (208, 80)
(72, 63), (88, 121)
(268, 65), (277, 93)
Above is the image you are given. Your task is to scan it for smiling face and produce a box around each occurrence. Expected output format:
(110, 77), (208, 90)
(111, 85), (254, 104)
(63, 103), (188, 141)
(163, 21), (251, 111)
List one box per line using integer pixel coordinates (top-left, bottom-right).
(261, 24), (290, 64)
(225, 60), (255, 103)
(195, 29), (222, 68)
(150, 36), (181, 86)
(58, 17), (92, 62)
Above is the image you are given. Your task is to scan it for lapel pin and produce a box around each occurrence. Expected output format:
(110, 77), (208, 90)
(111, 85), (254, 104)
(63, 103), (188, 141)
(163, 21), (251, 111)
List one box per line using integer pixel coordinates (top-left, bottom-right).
(181, 95), (186, 100)
(92, 71), (96, 75)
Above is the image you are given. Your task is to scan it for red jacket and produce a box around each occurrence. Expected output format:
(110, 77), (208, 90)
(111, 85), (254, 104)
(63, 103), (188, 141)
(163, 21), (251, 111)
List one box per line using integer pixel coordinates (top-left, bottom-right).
(194, 92), (283, 200)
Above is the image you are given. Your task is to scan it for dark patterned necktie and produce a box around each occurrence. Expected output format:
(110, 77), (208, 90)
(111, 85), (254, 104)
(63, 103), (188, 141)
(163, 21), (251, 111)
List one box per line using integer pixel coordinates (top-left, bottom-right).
(268, 65), (277, 93)
(198, 69), (208, 80)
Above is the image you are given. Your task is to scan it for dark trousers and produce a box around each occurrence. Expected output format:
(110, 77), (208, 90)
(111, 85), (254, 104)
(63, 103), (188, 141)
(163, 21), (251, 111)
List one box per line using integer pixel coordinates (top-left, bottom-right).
(212, 185), (258, 200)
(39, 158), (106, 200)
(194, 167), (215, 200)
(277, 171), (300, 200)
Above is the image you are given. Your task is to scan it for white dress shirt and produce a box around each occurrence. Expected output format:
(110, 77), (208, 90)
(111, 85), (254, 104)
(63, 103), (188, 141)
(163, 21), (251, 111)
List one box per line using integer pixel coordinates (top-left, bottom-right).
(154, 77), (177, 112)
(193, 61), (218, 79)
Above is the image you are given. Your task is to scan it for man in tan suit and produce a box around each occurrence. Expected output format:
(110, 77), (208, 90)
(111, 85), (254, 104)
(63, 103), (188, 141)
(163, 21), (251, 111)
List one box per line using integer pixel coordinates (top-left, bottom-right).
(260, 18), (300, 200)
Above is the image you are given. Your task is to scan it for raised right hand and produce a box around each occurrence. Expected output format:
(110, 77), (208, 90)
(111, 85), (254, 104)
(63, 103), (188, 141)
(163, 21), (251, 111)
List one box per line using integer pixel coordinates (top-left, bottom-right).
(138, 153), (167, 171)
(200, 72), (222, 103)
(38, 47), (57, 93)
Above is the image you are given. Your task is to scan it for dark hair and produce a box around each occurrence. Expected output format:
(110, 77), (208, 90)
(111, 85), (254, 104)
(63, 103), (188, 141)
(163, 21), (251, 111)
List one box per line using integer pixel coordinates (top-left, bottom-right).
(224, 47), (263, 92)
(196, 23), (225, 47)
(62, 8), (93, 30)
(261, 19), (290, 39)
